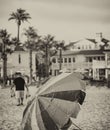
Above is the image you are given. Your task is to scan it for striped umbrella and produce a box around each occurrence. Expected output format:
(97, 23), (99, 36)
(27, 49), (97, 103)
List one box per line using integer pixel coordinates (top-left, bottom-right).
(21, 72), (86, 130)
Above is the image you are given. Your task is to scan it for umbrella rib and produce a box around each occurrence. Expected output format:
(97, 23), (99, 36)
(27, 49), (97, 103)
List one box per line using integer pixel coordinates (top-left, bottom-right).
(38, 100), (71, 130)
(38, 73), (71, 95)
(40, 90), (86, 105)
(38, 99), (59, 130)
(39, 97), (71, 120)
(51, 102), (82, 130)
(21, 99), (36, 130)
(71, 121), (82, 130)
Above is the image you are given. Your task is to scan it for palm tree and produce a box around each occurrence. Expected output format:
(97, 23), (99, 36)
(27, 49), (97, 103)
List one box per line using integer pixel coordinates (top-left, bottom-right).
(0, 29), (12, 87)
(24, 26), (39, 83)
(8, 8), (31, 43)
(41, 34), (55, 77)
(55, 40), (65, 71)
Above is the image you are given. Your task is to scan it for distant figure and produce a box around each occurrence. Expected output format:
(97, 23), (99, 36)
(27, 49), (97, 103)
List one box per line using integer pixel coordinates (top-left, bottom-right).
(11, 72), (28, 106)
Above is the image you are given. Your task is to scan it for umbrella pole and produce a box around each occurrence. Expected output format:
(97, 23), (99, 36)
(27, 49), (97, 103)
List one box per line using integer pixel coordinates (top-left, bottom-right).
(71, 122), (82, 130)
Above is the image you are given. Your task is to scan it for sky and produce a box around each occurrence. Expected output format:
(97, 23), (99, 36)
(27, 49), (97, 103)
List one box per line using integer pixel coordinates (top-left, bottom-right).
(0, 0), (110, 44)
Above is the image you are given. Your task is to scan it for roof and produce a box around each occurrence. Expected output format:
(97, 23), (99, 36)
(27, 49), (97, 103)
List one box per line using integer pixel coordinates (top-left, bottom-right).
(67, 39), (96, 47)
(103, 49), (110, 53)
(67, 38), (110, 48)
(86, 38), (96, 43)
(54, 49), (106, 56)
(77, 50), (104, 55)
(66, 41), (79, 47)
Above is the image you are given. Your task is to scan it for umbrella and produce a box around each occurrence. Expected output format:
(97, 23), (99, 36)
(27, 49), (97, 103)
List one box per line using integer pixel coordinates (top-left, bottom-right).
(21, 72), (86, 130)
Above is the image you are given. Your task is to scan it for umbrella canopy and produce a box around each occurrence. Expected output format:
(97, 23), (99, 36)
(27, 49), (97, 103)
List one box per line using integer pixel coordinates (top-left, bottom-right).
(21, 72), (86, 130)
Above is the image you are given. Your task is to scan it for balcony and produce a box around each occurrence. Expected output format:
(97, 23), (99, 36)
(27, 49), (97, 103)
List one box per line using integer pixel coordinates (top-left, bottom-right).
(92, 60), (106, 68)
(52, 60), (106, 70)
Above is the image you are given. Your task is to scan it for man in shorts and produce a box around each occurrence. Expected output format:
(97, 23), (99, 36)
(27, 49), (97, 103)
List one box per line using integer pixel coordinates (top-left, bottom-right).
(11, 72), (28, 106)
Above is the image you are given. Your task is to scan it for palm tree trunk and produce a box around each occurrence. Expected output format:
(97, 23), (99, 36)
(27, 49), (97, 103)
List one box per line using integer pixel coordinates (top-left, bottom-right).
(59, 48), (62, 70)
(2, 41), (7, 87)
(17, 23), (20, 42)
(29, 49), (33, 83)
(3, 54), (7, 87)
(35, 56), (39, 80)
(45, 44), (49, 77)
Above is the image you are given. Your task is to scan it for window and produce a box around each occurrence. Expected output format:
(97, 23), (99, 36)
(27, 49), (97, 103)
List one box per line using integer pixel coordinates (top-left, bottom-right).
(99, 69), (105, 75)
(98, 57), (100, 61)
(73, 57), (75, 62)
(94, 57), (96, 60)
(101, 56), (105, 61)
(99, 69), (105, 80)
(64, 58), (67, 63)
(86, 57), (92, 62)
(78, 46), (80, 49)
(58, 58), (63, 63)
(88, 57), (92, 62)
(68, 58), (71, 63)
(89, 45), (91, 49)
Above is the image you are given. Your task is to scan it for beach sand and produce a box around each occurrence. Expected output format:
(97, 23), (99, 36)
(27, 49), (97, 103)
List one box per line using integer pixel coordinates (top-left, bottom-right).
(0, 85), (110, 130)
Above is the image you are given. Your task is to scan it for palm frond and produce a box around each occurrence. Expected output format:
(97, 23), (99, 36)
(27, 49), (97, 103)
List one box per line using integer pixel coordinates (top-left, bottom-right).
(9, 8), (31, 23)
(8, 17), (15, 21)
(8, 12), (18, 20)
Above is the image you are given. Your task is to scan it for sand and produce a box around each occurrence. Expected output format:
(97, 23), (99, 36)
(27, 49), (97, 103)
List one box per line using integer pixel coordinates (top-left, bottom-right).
(0, 85), (110, 130)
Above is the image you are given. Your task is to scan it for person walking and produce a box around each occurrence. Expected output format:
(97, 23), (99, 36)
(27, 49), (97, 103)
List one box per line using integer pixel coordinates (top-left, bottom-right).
(11, 72), (28, 106)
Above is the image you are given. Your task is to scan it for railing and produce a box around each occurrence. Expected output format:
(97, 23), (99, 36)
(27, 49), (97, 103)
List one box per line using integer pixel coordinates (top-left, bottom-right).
(92, 61), (106, 68)
(52, 62), (93, 70)
(52, 60), (107, 70)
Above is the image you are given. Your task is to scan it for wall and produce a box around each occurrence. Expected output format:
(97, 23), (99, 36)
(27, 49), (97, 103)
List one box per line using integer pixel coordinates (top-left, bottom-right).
(7, 51), (36, 76)
(73, 39), (95, 50)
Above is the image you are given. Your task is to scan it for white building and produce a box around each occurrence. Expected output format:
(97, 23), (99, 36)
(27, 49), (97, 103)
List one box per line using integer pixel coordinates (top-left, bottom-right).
(66, 33), (109, 51)
(0, 33), (110, 81)
(51, 49), (110, 80)
(0, 50), (45, 78)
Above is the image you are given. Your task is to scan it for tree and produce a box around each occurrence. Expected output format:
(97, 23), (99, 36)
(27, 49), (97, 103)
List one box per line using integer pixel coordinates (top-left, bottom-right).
(24, 26), (40, 83)
(55, 40), (66, 71)
(37, 63), (46, 81)
(0, 29), (14, 87)
(40, 34), (56, 77)
(8, 8), (31, 42)
(100, 38), (110, 50)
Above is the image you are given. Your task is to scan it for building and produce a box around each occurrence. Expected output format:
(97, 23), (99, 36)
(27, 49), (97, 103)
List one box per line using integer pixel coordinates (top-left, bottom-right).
(0, 51), (34, 76)
(0, 49), (45, 78)
(66, 33), (110, 51)
(51, 49), (110, 80)
(51, 33), (110, 80)
(0, 33), (110, 81)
